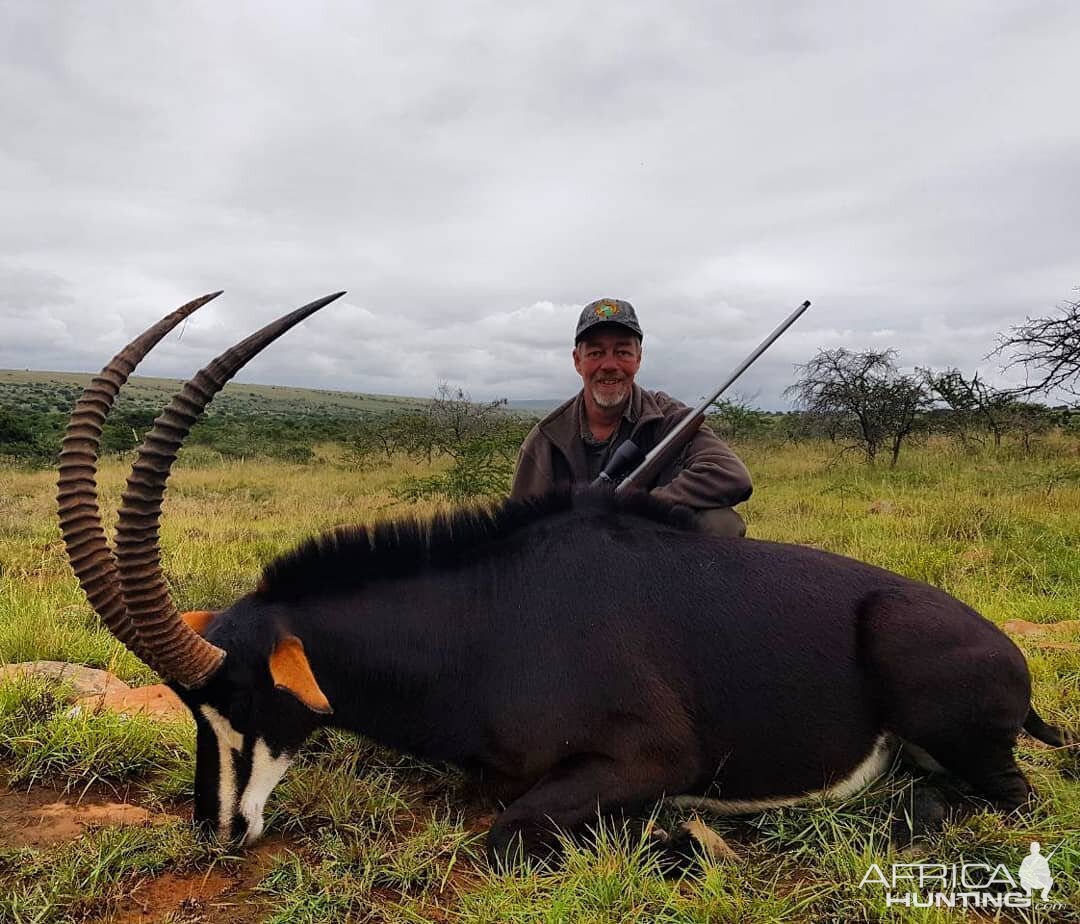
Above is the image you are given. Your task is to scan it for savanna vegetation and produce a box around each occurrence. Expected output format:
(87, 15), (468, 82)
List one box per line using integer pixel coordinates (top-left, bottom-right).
(1, 420), (1078, 921)
(0, 293), (1078, 921)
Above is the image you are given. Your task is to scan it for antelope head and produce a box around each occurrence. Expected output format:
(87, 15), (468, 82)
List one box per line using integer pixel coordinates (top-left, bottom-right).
(57, 292), (343, 844)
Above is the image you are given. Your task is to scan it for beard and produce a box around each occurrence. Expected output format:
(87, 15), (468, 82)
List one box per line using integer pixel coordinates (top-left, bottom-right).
(590, 379), (630, 408)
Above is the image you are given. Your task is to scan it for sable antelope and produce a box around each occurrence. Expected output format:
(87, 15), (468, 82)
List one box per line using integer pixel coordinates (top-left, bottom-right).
(58, 293), (1074, 868)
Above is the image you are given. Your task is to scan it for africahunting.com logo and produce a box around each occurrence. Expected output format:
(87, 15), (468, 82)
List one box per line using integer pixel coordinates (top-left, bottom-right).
(859, 841), (1066, 911)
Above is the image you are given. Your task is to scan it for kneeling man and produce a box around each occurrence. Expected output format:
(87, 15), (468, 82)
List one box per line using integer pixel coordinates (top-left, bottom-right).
(510, 298), (752, 537)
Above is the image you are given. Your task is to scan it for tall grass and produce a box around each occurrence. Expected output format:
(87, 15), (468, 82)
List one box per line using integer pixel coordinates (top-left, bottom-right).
(0, 436), (1078, 921)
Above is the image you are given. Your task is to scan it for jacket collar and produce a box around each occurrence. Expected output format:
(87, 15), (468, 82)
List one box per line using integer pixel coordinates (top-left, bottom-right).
(537, 384), (665, 470)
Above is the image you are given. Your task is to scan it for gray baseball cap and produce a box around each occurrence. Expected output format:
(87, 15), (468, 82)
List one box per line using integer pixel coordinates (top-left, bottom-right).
(574, 298), (643, 343)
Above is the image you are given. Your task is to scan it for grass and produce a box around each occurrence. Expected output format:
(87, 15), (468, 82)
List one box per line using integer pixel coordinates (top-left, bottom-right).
(0, 369), (433, 419)
(0, 822), (226, 922)
(0, 436), (1078, 921)
(0, 369), (551, 419)
(258, 813), (479, 923)
(0, 674), (193, 791)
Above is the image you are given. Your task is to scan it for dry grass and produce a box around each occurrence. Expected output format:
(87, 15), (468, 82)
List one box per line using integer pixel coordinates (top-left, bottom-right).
(1, 436), (1078, 921)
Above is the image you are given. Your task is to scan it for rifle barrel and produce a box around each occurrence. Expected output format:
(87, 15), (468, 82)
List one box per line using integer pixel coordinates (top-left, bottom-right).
(616, 299), (810, 493)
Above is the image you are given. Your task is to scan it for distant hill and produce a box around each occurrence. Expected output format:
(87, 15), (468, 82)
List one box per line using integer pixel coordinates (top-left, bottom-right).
(0, 369), (555, 419)
(507, 398), (563, 415)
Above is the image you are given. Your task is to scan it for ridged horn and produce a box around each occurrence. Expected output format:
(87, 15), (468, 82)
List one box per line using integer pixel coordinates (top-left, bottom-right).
(114, 292), (347, 689)
(57, 292), (223, 649)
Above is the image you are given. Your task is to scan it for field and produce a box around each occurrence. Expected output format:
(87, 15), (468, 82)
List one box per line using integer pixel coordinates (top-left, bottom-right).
(0, 371), (553, 419)
(1, 436), (1078, 922)
(0, 370), (437, 418)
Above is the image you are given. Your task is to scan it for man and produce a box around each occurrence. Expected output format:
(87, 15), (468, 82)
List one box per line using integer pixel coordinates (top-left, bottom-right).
(510, 298), (752, 537)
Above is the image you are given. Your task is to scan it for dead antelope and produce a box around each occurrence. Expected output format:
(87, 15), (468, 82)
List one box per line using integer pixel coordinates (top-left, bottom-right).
(58, 293), (1075, 869)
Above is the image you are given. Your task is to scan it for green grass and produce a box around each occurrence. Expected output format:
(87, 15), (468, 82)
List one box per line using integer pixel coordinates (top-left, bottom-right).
(0, 369), (552, 419)
(0, 674), (193, 793)
(259, 813), (479, 923)
(0, 436), (1078, 921)
(0, 821), (226, 923)
(0, 369), (433, 419)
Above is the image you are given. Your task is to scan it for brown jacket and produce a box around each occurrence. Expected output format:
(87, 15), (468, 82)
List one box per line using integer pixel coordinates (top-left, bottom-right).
(509, 385), (752, 510)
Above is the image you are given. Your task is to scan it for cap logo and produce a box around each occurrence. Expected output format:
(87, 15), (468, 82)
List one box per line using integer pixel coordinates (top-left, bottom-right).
(595, 303), (618, 319)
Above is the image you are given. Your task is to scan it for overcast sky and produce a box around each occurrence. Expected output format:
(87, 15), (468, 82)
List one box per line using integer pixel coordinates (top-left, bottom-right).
(2, 2), (1078, 408)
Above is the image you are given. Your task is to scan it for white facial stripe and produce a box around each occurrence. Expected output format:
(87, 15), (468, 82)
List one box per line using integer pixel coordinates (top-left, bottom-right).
(669, 732), (898, 815)
(200, 704), (244, 839)
(239, 739), (293, 845)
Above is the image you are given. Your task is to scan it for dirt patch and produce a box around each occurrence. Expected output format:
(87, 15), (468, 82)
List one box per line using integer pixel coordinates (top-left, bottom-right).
(1003, 618), (1080, 638)
(110, 868), (237, 923)
(0, 782), (180, 848)
(0, 773), (488, 922)
(1003, 619), (1080, 653)
(108, 843), (291, 924)
(0, 782), (296, 923)
(78, 682), (191, 722)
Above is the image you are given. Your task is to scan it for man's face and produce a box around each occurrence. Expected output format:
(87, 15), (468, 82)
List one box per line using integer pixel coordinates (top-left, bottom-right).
(573, 329), (642, 409)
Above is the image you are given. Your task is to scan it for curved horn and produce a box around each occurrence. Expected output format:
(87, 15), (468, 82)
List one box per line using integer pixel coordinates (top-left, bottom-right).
(114, 292), (347, 689)
(57, 292), (223, 649)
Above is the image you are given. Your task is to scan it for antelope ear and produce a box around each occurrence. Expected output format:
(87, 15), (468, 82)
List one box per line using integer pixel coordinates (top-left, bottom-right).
(269, 635), (333, 715)
(181, 610), (219, 636)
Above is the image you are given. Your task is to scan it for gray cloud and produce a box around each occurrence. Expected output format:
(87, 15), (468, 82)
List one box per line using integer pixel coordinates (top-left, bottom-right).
(1, 1), (1078, 408)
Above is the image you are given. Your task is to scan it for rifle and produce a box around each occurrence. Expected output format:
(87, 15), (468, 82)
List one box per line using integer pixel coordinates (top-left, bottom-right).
(592, 299), (811, 492)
